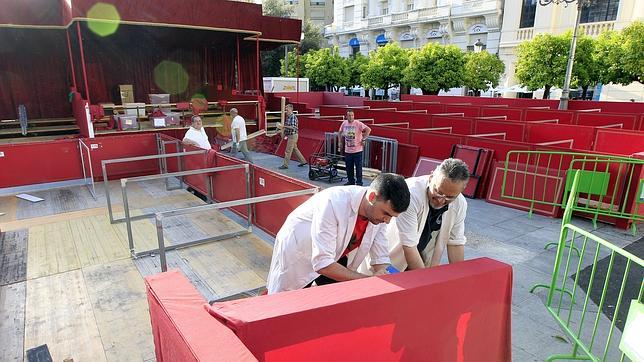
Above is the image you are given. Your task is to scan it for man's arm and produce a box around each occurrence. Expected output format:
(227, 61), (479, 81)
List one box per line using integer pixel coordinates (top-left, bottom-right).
(317, 262), (368, 281)
(402, 245), (425, 270)
(447, 245), (464, 264)
(372, 263), (389, 276)
(362, 124), (371, 139)
(182, 138), (198, 147)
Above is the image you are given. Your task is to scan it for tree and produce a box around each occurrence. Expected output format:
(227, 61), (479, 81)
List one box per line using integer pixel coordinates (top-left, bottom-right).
(304, 47), (349, 91)
(361, 42), (409, 99)
(280, 48), (309, 77)
(594, 30), (631, 86)
(621, 21), (644, 83)
(567, 33), (599, 99)
(345, 53), (369, 89)
(261, 0), (294, 77)
(402, 43), (465, 95)
(462, 51), (505, 96)
(300, 20), (324, 54)
(515, 33), (569, 99)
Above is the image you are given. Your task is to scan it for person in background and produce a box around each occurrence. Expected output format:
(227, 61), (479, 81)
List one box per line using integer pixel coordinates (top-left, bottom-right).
(266, 173), (411, 294)
(338, 109), (371, 186)
(182, 115), (211, 150)
(230, 108), (253, 163)
(278, 104), (308, 169)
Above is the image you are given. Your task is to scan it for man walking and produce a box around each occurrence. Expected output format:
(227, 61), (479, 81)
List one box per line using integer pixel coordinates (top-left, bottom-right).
(278, 104), (308, 169)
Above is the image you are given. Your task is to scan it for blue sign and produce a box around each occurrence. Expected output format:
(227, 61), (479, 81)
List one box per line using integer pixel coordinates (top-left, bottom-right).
(349, 38), (360, 47)
(376, 34), (388, 45)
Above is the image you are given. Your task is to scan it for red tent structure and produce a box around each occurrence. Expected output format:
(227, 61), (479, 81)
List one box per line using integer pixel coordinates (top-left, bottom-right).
(0, 0), (301, 122)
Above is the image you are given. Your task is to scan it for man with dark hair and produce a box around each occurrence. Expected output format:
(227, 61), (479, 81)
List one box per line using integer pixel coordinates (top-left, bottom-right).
(383, 158), (470, 271)
(267, 173), (411, 294)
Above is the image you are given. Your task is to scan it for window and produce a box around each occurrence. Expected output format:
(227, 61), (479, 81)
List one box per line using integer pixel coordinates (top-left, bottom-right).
(407, 0), (414, 11)
(519, 0), (537, 28)
(311, 0), (325, 5)
(580, 0), (619, 23)
(344, 6), (354, 22)
(362, 6), (367, 18)
(380, 1), (388, 15)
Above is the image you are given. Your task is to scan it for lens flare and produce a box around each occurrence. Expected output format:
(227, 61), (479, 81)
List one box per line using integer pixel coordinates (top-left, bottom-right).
(153, 61), (189, 95)
(87, 3), (120, 37)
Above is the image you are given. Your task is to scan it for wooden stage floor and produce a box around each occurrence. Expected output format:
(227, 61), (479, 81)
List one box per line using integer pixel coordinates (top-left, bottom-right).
(0, 179), (273, 361)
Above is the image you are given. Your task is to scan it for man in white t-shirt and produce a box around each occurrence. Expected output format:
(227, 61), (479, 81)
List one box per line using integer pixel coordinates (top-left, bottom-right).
(230, 108), (253, 163)
(182, 116), (211, 150)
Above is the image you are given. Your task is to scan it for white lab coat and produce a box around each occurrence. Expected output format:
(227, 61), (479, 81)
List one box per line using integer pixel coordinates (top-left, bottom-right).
(360, 176), (467, 273)
(182, 127), (211, 150)
(266, 186), (391, 294)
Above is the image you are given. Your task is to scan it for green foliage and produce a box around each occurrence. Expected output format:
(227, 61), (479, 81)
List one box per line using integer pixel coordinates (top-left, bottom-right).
(462, 51), (505, 95)
(515, 33), (569, 94)
(262, 47), (285, 77)
(280, 48), (307, 77)
(361, 42), (409, 96)
(301, 21), (324, 54)
(594, 30), (631, 85)
(345, 53), (369, 88)
(403, 43), (465, 94)
(621, 21), (644, 83)
(303, 47), (349, 90)
(262, 0), (294, 17)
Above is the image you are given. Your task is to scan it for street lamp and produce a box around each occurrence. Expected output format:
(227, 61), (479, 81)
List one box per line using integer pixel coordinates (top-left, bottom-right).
(539, 0), (594, 110)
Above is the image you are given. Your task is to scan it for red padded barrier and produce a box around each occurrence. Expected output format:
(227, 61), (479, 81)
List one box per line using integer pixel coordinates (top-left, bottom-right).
(211, 153), (251, 218)
(443, 105), (480, 117)
(486, 161), (564, 218)
(451, 145), (494, 199)
(413, 157), (442, 176)
(397, 112), (433, 129)
(251, 167), (316, 237)
(524, 109), (574, 124)
(370, 125), (412, 143)
(463, 137), (531, 163)
(525, 123), (595, 150)
(412, 102), (445, 114)
(0, 139), (82, 188)
(473, 120), (525, 142)
(593, 129), (644, 156)
(90, 133), (160, 180)
(274, 129), (325, 161)
(431, 116), (475, 135)
(322, 92), (366, 107)
(410, 131), (465, 159)
(180, 145), (213, 196)
(568, 100), (644, 114)
(145, 270), (256, 362)
(209, 257), (512, 362)
(479, 107), (523, 121)
(396, 143), (420, 177)
(576, 112), (638, 130)
(318, 105), (349, 117)
(298, 116), (343, 133)
(364, 100), (414, 110)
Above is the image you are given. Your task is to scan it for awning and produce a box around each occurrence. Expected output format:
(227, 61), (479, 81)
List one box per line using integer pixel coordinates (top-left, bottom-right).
(375, 33), (388, 45)
(348, 37), (360, 47)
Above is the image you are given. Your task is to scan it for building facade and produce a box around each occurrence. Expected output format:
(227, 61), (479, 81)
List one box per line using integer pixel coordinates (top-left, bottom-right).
(288, 0), (334, 27)
(324, 0), (504, 57)
(498, 0), (643, 88)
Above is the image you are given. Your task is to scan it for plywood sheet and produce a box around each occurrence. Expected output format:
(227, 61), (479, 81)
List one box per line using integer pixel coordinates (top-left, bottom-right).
(179, 240), (266, 297)
(0, 195), (18, 222)
(24, 269), (106, 361)
(68, 216), (129, 267)
(27, 223), (80, 280)
(111, 215), (170, 254)
(221, 235), (274, 280)
(83, 259), (155, 361)
(0, 282), (25, 361)
(0, 229), (27, 286)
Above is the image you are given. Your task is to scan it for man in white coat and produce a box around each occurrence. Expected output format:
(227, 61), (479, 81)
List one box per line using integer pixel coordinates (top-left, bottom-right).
(382, 158), (469, 272)
(266, 173), (411, 294)
(182, 115), (211, 150)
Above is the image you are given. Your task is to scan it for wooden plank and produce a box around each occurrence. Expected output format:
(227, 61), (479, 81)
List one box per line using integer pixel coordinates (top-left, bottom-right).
(133, 250), (217, 301)
(111, 215), (170, 253)
(179, 240), (265, 297)
(68, 216), (129, 267)
(0, 195), (18, 222)
(0, 229), (27, 286)
(27, 223), (80, 280)
(83, 259), (155, 361)
(191, 209), (247, 236)
(0, 281), (25, 361)
(0, 207), (115, 233)
(221, 235), (273, 280)
(24, 270), (106, 361)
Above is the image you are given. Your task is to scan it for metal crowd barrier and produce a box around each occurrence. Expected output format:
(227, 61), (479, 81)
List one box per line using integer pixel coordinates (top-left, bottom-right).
(542, 171), (643, 361)
(121, 164), (250, 257)
(102, 149), (208, 223)
(324, 132), (398, 173)
(154, 187), (319, 271)
(156, 135), (185, 191)
(78, 139), (97, 199)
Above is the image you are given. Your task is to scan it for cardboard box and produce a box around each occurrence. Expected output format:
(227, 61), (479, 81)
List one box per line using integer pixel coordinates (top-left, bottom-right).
(119, 84), (134, 104)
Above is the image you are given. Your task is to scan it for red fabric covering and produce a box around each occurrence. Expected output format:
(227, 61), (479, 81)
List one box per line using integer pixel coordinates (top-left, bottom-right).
(209, 257), (512, 361)
(145, 269), (256, 362)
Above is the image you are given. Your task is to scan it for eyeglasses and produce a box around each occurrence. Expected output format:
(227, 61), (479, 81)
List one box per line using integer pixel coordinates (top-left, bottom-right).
(430, 183), (459, 202)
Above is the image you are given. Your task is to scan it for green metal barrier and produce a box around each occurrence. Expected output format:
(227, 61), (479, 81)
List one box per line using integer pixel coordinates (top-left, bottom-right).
(543, 171), (644, 361)
(501, 151), (644, 233)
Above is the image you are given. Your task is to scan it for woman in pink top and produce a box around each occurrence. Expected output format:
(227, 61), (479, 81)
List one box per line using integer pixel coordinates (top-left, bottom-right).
(337, 109), (371, 186)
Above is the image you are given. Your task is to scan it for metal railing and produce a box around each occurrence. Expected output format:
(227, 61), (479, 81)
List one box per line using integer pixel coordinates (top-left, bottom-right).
(78, 139), (97, 199)
(154, 187), (319, 271)
(542, 171), (643, 361)
(121, 164), (250, 257)
(324, 132), (398, 173)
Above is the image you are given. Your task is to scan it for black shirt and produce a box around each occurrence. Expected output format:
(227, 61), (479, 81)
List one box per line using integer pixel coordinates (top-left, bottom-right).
(417, 204), (449, 253)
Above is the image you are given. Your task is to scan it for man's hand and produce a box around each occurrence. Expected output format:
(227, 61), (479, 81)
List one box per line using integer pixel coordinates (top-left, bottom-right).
(317, 262), (368, 282)
(372, 264), (389, 276)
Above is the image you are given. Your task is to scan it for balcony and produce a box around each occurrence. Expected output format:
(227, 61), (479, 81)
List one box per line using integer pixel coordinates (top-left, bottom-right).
(580, 21), (615, 37)
(368, 15), (391, 27)
(391, 12), (409, 23)
(516, 28), (533, 41)
(417, 5), (450, 19)
(451, 0), (498, 17)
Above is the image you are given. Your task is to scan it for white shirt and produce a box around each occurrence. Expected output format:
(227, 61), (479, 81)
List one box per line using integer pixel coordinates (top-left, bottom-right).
(183, 127), (211, 150)
(231, 115), (247, 142)
(388, 176), (467, 269)
(266, 186), (391, 294)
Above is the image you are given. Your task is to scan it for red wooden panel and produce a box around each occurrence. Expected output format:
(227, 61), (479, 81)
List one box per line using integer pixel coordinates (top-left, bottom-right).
(413, 157), (442, 176)
(576, 113), (638, 130)
(274, 130), (325, 162)
(524, 109), (574, 124)
(431, 116), (475, 135)
(369, 125), (412, 143)
(593, 129), (644, 156)
(474, 119), (525, 142)
(479, 107), (523, 121)
(90, 133), (160, 180)
(412, 102), (445, 114)
(212, 153), (251, 217)
(525, 123), (595, 150)
(410, 131), (465, 159)
(364, 100), (414, 110)
(463, 137), (531, 163)
(396, 143), (420, 177)
(443, 105), (480, 117)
